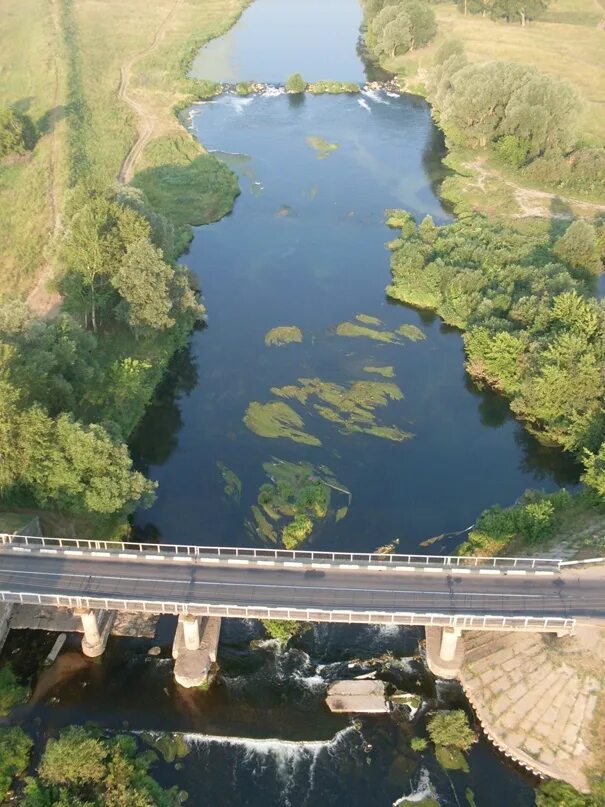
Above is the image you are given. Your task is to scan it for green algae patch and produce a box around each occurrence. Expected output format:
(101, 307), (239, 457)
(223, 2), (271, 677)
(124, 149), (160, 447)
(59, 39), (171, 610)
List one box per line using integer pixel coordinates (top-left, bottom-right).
(397, 324), (426, 342)
(363, 365), (395, 378)
(356, 313), (382, 326)
(272, 378), (411, 442)
(306, 136), (339, 160)
(247, 459), (351, 548)
(216, 461), (242, 503)
(265, 326), (303, 346)
(337, 318), (426, 346)
(336, 321), (397, 343)
(244, 401), (320, 446)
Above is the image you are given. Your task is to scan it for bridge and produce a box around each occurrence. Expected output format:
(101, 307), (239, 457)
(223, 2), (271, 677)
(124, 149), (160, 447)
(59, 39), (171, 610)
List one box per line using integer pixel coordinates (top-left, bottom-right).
(1, 533), (604, 679)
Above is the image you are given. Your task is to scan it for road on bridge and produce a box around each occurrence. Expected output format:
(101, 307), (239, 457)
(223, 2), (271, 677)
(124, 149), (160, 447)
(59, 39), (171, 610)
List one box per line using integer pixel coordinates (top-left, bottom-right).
(0, 549), (603, 620)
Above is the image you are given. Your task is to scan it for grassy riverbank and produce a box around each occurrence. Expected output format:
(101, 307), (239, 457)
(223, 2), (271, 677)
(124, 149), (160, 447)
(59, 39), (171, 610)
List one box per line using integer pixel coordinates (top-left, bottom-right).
(377, 0), (605, 218)
(0, 0), (248, 536)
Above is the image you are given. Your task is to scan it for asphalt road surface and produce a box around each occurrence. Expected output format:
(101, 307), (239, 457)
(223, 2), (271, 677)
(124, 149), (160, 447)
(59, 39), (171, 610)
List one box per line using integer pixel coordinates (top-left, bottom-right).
(0, 550), (603, 619)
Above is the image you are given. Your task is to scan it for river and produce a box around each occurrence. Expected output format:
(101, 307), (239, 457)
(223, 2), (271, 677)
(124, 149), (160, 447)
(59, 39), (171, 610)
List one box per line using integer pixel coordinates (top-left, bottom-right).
(10, 1), (580, 804)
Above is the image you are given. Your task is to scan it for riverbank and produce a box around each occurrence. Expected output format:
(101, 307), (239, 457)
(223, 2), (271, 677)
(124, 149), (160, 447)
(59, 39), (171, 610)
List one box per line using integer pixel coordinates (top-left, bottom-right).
(374, 0), (605, 219)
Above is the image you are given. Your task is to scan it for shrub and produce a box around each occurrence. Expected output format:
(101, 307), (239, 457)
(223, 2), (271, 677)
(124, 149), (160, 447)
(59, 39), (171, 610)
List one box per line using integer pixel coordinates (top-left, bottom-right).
(285, 73), (306, 93)
(0, 665), (29, 715)
(410, 737), (428, 752)
(0, 106), (37, 157)
(427, 710), (475, 751)
(189, 78), (222, 99)
(235, 82), (255, 96)
(0, 727), (32, 801)
(261, 619), (306, 643)
(38, 726), (107, 786)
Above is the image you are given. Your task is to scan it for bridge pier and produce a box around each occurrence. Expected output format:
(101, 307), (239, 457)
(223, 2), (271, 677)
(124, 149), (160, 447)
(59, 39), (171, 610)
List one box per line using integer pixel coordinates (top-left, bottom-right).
(173, 615), (221, 688)
(440, 626), (462, 663)
(181, 615), (201, 651)
(76, 608), (104, 658)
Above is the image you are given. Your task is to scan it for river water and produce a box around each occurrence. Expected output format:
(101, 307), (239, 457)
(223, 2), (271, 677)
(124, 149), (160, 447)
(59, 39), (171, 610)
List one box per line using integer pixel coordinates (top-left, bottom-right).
(7, 1), (578, 804)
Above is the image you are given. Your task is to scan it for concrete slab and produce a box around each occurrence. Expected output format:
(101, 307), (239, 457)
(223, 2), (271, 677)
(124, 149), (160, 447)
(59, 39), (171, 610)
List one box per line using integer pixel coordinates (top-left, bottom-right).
(326, 680), (389, 713)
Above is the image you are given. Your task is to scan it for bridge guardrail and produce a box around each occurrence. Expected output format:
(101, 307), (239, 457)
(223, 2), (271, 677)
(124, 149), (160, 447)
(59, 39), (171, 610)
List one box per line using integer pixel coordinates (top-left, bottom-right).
(0, 533), (564, 570)
(0, 589), (576, 632)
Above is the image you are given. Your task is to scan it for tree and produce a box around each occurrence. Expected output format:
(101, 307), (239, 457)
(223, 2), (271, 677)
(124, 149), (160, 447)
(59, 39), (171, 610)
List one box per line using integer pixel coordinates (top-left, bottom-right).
(0, 106), (36, 157)
(583, 443), (605, 497)
(0, 664), (29, 715)
(535, 779), (596, 807)
(0, 727), (33, 801)
(554, 221), (603, 274)
(39, 727), (107, 787)
(286, 73), (306, 93)
(61, 193), (151, 330)
(490, 0), (550, 25)
(427, 710), (476, 750)
(113, 240), (176, 333)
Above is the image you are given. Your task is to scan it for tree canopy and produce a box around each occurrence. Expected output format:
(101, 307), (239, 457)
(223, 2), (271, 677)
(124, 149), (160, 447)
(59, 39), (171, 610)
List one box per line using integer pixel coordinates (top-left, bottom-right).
(363, 0), (437, 59)
(387, 213), (605, 493)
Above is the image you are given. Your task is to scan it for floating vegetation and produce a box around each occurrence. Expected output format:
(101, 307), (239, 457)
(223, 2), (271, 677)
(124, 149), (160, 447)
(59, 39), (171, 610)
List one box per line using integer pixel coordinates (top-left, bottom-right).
(336, 322), (397, 343)
(264, 326), (303, 346)
(363, 365), (395, 378)
(272, 377), (412, 442)
(276, 205), (291, 216)
(247, 459), (351, 548)
(306, 136), (339, 159)
(397, 324), (426, 342)
(356, 313), (382, 326)
(337, 319), (426, 345)
(244, 401), (321, 446)
(375, 538), (400, 554)
(216, 461), (242, 503)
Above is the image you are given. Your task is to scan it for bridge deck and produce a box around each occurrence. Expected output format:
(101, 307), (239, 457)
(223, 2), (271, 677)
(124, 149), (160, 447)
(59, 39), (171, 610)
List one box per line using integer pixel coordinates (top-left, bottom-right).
(0, 543), (601, 630)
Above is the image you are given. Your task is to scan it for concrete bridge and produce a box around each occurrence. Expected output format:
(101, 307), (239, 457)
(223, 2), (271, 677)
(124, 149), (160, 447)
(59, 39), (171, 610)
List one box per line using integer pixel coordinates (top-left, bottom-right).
(0, 533), (603, 685)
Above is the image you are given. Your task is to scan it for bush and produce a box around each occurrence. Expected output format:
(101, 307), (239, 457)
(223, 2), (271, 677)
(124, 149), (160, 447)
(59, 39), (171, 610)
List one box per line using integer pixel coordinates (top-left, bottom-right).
(285, 73), (306, 93)
(307, 81), (360, 94)
(261, 619), (306, 644)
(427, 710), (475, 751)
(410, 737), (428, 752)
(494, 134), (532, 167)
(0, 664), (29, 715)
(0, 106), (37, 157)
(536, 779), (596, 807)
(0, 727), (32, 801)
(39, 726), (107, 786)
(235, 82), (255, 96)
(189, 78), (222, 99)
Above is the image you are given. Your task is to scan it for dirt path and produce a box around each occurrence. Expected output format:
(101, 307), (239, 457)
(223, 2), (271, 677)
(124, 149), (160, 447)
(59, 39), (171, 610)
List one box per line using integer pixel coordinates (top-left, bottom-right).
(467, 157), (605, 219)
(117, 0), (183, 184)
(26, 0), (64, 319)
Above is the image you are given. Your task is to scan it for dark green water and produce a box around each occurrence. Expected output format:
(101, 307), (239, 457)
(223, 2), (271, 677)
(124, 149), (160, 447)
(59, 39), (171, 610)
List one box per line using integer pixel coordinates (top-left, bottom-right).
(7, 2), (578, 804)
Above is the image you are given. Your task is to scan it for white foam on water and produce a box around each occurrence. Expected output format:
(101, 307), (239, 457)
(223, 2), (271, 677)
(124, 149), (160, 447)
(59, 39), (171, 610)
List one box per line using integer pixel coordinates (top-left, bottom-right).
(393, 768), (436, 805)
(184, 725), (357, 805)
(362, 89), (390, 105)
(226, 96), (255, 114)
(357, 98), (371, 113)
(386, 91), (400, 98)
(263, 85), (285, 97)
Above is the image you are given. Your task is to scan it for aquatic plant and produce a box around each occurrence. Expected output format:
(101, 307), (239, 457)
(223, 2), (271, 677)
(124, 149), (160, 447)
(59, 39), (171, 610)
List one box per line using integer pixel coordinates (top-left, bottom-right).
(0, 665), (29, 716)
(264, 325), (303, 346)
(307, 81), (360, 94)
(272, 377), (411, 442)
(397, 324), (426, 342)
(356, 313), (382, 326)
(306, 136), (340, 159)
(336, 321), (398, 343)
(363, 365), (395, 378)
(216, 461), (242, 503)
(243, 401), (320, 446)
(337, 319), (425, 345)
(247, 459), (350, 548)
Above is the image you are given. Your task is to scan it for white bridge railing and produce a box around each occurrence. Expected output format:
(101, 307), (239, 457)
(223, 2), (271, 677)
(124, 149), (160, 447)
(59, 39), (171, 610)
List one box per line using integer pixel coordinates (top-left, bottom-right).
(0, 589), (575, 632)
(0, 533), (564, 570)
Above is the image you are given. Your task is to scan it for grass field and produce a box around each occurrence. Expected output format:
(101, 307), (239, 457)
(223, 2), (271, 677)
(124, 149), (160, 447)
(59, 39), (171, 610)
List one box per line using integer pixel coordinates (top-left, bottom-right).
(384, 0), (605, 218)
(392, 0), (605, 145)
(0, 0), (67, 299)
(0, 0), (247, 303)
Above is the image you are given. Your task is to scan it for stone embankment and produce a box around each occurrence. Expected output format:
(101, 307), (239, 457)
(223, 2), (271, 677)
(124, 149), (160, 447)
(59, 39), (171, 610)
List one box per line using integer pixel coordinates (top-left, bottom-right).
(426, 626), (604, 792)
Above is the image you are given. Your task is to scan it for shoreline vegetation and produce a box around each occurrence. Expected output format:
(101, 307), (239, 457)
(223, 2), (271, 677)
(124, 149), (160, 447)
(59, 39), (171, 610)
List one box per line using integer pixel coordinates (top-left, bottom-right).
(0, 0), (250, 538)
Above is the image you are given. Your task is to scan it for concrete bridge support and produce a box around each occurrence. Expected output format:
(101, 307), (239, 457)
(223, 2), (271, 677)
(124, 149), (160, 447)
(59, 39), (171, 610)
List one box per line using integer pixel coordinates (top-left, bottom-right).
(173, 615), (221, 688)
(440, 626), (462, 662)
(76, 608), (104, 657)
